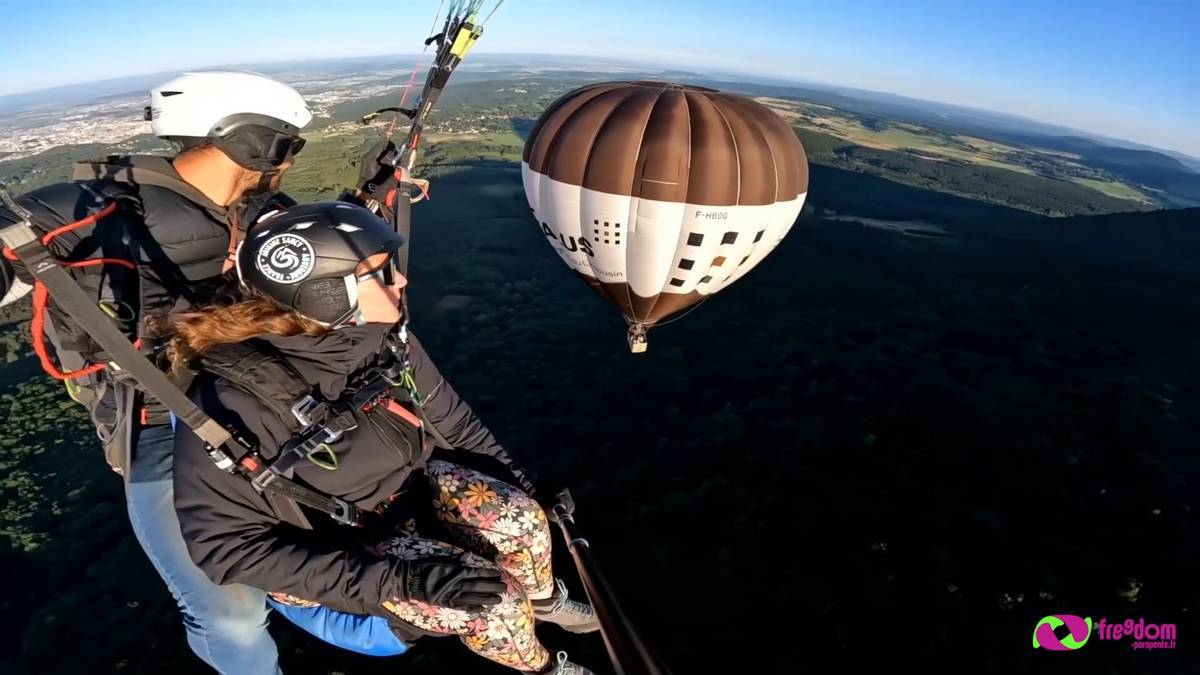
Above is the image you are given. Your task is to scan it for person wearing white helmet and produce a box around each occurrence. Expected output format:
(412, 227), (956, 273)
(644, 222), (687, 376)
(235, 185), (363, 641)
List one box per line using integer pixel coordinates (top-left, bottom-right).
(0, 69), (342, 674)
(147, 70), (312, 204)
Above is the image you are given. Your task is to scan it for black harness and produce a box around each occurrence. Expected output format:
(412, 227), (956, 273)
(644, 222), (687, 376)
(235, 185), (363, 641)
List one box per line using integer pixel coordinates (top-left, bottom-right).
(198, 323), (455, 530)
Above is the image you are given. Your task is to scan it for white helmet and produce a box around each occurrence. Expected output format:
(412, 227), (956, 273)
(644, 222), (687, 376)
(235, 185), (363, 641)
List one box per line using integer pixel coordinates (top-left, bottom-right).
(146, 71), (313, 171)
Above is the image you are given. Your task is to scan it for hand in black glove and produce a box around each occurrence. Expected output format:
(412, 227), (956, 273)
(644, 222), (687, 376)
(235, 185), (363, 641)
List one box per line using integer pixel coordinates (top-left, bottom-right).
(356, 139), (402, 218)
(399, 556), (507, 611)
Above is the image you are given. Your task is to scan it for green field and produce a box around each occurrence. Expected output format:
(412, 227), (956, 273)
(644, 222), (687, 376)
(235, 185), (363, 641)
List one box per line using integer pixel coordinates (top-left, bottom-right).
(760, 97), (1153, 209)
(0, 80), (1166, 218)
(1070, 176), (1153, 204)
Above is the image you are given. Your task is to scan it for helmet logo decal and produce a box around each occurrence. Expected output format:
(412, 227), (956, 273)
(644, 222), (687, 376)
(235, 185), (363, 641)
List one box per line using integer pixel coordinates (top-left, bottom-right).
(256, 234), (315, 284)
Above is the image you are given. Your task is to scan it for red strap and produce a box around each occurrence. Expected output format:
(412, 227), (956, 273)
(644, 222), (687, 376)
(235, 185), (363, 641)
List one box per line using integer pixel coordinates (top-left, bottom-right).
(31, 258), (139, 381)
(7, 200), (138, 382)
(64, 258), (137, 271)
(30, 283), (106, 381)
(4, 202), (121, 261)
(39, 201), (120, 245)
(384, 399), (423, 428)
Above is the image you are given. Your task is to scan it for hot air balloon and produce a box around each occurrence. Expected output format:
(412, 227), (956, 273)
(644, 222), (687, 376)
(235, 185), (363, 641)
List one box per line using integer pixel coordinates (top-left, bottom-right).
(521, 81), (809, 352)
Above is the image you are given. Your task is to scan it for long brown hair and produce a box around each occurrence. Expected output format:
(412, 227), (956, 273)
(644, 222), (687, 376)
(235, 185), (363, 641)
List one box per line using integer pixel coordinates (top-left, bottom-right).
(169, 296), (329, 373)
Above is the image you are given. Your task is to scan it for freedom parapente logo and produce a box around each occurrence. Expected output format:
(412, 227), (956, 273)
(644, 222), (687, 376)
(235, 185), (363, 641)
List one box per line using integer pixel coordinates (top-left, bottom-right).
(1033, 614), (1178, 651)
(1032, 614), (1092, 651)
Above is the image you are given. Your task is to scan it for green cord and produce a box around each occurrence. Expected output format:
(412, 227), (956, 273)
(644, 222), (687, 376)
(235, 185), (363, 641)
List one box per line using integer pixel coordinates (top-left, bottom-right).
(400, 368), (423, 405)
(306, 443), (339, 471)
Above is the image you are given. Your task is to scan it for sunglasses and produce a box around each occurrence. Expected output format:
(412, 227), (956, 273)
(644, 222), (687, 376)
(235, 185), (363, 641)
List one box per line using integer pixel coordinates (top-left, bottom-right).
(354, 254), (401, 287)
(265, 134), (306, 164)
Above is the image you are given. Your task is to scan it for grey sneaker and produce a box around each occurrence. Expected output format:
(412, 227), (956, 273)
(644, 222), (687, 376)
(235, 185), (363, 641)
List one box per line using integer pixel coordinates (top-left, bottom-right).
(547, 650), (594, 675)
(531, 578), (601, 633)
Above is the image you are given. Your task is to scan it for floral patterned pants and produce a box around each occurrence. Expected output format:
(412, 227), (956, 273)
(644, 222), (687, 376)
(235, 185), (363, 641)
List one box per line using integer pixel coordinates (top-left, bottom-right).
(271, 460), (555, 672)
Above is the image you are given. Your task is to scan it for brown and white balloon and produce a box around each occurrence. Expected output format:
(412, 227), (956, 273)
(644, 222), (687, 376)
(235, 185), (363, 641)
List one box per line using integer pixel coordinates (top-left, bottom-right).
(522, 81), (809, 352)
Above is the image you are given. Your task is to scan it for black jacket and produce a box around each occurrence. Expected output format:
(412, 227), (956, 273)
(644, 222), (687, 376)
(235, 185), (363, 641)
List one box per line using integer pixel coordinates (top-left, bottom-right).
(1, 156), (289, 353)
(173, 323), (509, 617)
(1, 157), (295, 471)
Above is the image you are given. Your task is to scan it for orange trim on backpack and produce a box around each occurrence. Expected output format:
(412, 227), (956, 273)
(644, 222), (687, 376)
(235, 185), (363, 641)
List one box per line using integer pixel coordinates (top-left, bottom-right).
(11, 199), (137, 382)
(384, 399), (423, 428)
(2, 201), (121, 260)
(30, 257), (141, 380)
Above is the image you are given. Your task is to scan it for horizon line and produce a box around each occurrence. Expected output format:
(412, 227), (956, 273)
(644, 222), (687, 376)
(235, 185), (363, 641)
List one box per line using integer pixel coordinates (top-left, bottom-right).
(1, 50), (1196, 162)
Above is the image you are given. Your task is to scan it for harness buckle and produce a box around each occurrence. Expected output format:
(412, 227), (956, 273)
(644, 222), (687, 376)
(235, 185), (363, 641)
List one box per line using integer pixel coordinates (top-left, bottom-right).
(250, 468), (276, 491)
(331, 497), (359, 526)
(291, 395), (329, 428)
(205, 444), (236, 473)
(322, 411), (358, 442)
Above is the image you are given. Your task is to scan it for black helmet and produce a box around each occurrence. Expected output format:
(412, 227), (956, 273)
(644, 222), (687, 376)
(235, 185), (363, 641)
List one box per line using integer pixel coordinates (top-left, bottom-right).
(237, 201), (406, 325)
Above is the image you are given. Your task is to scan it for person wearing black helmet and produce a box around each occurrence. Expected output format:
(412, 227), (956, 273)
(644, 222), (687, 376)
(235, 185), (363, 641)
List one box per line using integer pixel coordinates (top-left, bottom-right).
(169, 201), (598, 674)
(0, 71), (396, 674)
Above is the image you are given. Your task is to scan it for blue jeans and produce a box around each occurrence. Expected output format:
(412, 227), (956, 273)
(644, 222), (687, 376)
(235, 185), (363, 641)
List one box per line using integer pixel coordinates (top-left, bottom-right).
(126, 424), (282, 674)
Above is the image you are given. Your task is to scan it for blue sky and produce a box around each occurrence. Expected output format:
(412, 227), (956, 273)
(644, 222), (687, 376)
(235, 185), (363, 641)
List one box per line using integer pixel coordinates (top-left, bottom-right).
(2, 0), (1197, 155)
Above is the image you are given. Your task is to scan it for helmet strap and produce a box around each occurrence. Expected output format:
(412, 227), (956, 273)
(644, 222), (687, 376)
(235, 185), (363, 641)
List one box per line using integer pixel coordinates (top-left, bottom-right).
(246, 169), (278, 196)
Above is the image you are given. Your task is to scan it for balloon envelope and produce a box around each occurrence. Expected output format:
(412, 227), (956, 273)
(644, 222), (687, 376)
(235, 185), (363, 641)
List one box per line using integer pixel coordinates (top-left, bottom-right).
(521, 81), (809, 350)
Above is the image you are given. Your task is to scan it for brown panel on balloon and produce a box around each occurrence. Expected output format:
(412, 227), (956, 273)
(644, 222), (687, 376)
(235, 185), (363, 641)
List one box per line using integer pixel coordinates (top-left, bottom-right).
(523, 83), (596, 164)
(763, 99), (811, 198)
(545, 87), (638, 186)
(526, 81), (807, 206)
(634, 88), (691, 203)
(684, 91), (740, 205)
(582, 86), (664, 197)
(575, 273), (637, 320)
(759, 95), (807, 199)
(577, 276), (705, 325)
(711, 94), (776, 205)
(639, 286), (706, 324)
(524, 83), (624, 173)
(736, 95), (810, 199)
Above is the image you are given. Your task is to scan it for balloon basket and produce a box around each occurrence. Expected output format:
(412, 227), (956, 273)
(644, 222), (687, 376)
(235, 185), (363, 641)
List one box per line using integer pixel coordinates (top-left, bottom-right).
(626, 325), (648, 353)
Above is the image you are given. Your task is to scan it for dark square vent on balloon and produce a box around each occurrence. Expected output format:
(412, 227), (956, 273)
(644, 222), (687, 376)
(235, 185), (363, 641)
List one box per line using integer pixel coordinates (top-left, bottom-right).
(700, 275), (713, 283)
(740, 255), (750, 266)
(687, 232), (704, 246)
(669, 278), (685, 287)
(721, 231), (738, 245)
(678, 259), (695, 270)
(712, 256), (726, 267)
(754, 230), (765, 243)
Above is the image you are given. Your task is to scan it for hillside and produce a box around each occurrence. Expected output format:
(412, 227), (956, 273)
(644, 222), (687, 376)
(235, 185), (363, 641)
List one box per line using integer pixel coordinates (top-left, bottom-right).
(2, 154), (1197, 673)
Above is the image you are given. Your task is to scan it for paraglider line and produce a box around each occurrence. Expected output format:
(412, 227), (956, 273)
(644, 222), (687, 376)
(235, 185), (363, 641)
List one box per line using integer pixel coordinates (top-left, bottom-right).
(387, 0), (447, 138)
(481, 0), (505, 25)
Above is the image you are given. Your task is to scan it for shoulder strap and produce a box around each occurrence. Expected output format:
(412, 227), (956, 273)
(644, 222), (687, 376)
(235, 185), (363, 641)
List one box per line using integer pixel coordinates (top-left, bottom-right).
(200, 341), (372, 530)
(73, 156), (229, 222)
(1, 184), (365, 531)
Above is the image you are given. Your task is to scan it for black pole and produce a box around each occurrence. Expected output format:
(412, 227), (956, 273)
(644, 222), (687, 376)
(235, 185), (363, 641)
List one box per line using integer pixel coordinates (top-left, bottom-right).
(551, 490), (666, 675)
(392, 180), (413, 277)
